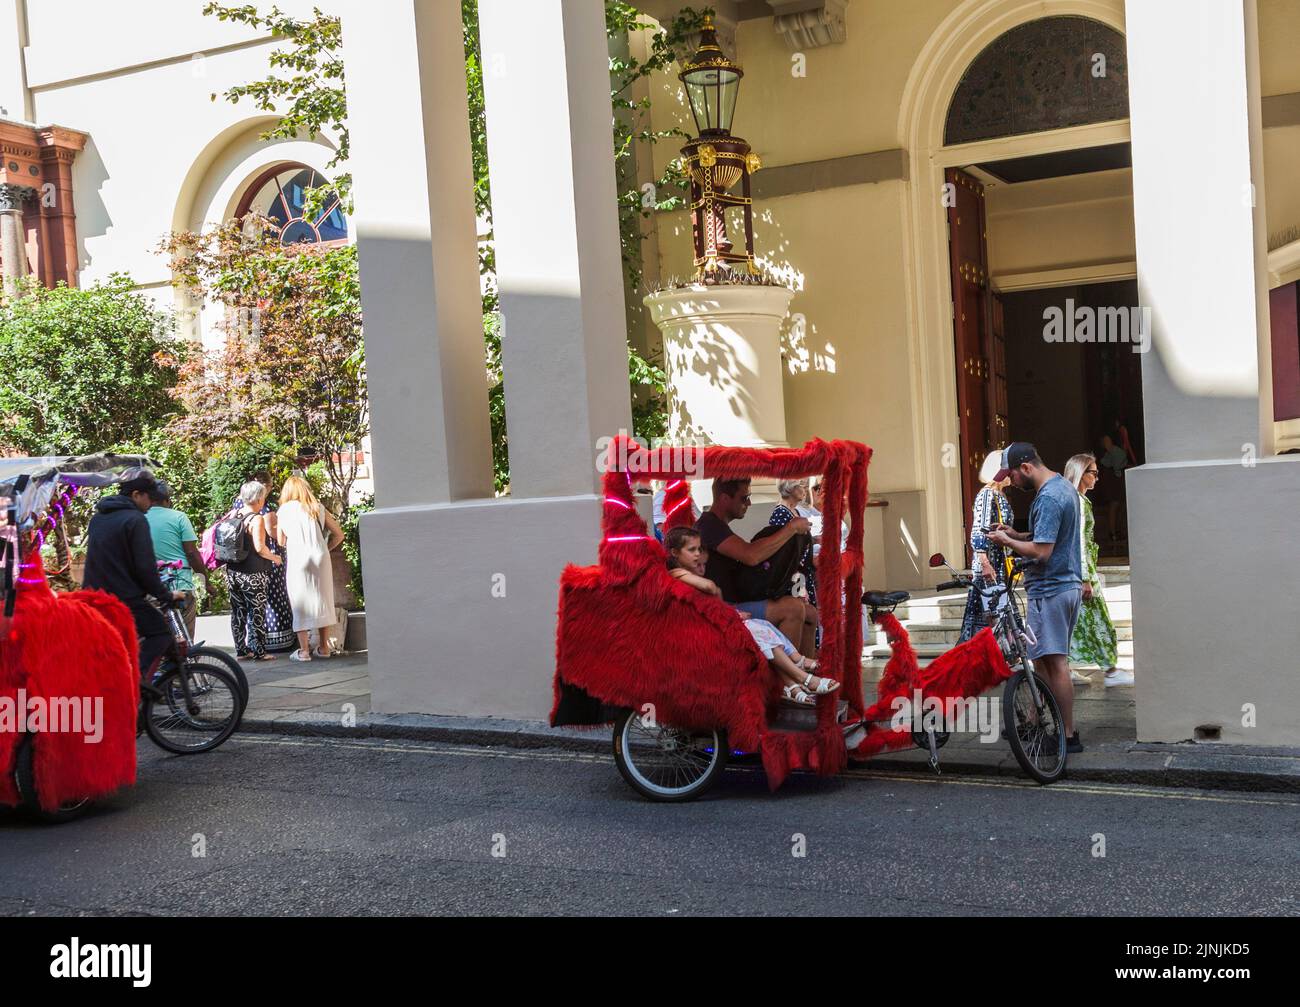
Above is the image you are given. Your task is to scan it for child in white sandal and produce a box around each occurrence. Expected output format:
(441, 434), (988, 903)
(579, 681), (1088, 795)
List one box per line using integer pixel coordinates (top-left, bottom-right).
(665, 527), (839, 705)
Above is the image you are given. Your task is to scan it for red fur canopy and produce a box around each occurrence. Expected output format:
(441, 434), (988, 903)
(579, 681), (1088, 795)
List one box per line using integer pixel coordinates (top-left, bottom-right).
(851, 613), (1014, 759)
(0, 554), (139, 811)
(553, 436), (871, 789)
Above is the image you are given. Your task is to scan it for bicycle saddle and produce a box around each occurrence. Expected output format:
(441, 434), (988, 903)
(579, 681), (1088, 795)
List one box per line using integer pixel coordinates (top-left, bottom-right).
(862, 590), (910, 607)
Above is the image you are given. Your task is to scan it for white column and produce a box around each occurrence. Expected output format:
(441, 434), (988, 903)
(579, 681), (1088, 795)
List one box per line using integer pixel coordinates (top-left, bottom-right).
(478, 0), (632, 498)
(340, 0), (493, 507)
(1124, 0), (1300, 748)
(1126, 0), (1271, 461)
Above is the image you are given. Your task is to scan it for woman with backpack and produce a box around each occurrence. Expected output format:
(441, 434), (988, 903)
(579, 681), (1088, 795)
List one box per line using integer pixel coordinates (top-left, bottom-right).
(222, 480), (282, 661)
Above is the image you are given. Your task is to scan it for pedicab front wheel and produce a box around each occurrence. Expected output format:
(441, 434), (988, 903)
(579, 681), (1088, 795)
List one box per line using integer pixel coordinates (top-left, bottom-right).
(612, 709), (728, 802)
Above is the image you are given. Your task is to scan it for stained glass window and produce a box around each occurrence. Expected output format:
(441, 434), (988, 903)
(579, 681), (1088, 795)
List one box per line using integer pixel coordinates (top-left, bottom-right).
(945, 17), (1129, 146)
(241, 166), (349, 245)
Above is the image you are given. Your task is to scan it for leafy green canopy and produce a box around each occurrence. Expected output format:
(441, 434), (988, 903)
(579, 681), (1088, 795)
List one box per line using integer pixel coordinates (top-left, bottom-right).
(203, 2), (707, 493)
(0, 276), (185, 456)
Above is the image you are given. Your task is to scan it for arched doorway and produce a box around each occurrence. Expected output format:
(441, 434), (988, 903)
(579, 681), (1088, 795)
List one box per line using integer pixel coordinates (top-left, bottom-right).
(897, 0), (1132, 568)
(941, 14), (1140, 556)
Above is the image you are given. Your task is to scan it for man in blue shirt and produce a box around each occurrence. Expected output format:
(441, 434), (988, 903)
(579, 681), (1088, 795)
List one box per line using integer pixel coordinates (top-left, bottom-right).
(987, 442), (1085, 753)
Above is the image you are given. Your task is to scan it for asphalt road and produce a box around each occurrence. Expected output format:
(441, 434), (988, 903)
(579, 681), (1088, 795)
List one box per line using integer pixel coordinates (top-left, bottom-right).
(2, 734), (1297, 916)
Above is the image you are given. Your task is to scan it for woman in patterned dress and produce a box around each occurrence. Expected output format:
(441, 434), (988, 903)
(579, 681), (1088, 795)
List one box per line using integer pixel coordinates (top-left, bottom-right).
(958, 452), (1015, 642)
(1064, 454), (1133, 687)
(769, 479), (816, 606)
(232, 488), (296, 653)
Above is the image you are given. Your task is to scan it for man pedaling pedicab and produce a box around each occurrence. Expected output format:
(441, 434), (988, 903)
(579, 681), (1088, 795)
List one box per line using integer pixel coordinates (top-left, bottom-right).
(81, 468), (187, 692)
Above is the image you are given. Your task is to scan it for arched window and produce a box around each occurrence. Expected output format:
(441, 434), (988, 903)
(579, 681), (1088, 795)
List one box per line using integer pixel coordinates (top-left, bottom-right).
(944, 16), (1129, 146)
(236, 164), (349, 245)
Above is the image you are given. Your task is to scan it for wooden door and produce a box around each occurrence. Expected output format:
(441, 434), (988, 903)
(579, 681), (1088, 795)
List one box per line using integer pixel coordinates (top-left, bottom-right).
(945, 168), (994, 550)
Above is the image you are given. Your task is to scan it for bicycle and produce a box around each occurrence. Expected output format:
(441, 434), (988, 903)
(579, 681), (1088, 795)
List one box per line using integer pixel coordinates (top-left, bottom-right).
(137, 590), (245, 758)
(927, 551), (1068, 784)
(156, 560), (249, 704)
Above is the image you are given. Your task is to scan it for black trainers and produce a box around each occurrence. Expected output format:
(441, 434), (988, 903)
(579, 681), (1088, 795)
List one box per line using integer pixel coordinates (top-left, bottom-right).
(1066, 732), (1083, 754)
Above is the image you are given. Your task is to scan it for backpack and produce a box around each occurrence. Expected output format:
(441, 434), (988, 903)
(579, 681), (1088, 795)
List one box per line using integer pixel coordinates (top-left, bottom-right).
(734, 526), (813, 602)
(208, 510), (250, 567)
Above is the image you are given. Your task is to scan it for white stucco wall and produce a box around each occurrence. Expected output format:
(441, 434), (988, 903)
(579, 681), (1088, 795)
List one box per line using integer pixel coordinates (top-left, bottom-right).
(18, 0), (340, 325)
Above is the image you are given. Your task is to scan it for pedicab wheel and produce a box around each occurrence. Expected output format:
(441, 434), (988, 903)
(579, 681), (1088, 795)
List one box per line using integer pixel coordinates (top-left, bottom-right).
(145, 664), (243, 755)
(612, 709), (728, 802)
(13, 735), (92, 823)
(185, 645), (250, 705)
(1003, 668), (1067, 784)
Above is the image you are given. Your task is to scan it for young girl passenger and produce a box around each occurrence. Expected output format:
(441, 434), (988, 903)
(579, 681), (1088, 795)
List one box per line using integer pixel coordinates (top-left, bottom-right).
(664, 526), (840, 706)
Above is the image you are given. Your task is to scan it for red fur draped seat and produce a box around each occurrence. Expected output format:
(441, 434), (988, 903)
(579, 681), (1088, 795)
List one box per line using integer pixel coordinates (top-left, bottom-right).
(0, 554), (139, 812)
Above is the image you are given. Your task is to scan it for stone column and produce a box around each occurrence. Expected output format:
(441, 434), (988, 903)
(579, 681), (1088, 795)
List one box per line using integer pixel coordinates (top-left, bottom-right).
(478, 0), (633, 496)
(1128, 0), (1268, 459)
(340, 0), (636, 721)
(0, 183), (31, 294)
(1125, 0), (1300, 746)
(340, 0), (493, 507)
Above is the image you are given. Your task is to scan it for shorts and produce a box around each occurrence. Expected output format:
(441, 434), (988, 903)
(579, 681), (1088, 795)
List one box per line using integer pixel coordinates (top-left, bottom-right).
(734, 599), (770, 620)
(1026, 588), (1083, 660)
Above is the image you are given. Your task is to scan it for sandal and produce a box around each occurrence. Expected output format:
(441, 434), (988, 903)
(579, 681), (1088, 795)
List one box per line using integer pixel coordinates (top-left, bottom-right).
(312, 647), (333, 659)
(782, 684), (818, 706)
(802, 672), (841, 695)
(795, 655), (819, 673)
(290, 650), (312, 662)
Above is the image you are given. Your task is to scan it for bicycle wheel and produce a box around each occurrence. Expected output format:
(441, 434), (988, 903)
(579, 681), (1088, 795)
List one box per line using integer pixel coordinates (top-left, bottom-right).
(13, 735), (93, 823)
(612, 710), (728, 802)
(1002, 668), (1067, 784)
(185, 645), (249, 705)
(145, 663), (243, 754)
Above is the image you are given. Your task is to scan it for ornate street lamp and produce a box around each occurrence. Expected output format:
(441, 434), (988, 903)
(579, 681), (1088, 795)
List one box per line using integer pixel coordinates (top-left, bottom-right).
(679, 15), (761, 279)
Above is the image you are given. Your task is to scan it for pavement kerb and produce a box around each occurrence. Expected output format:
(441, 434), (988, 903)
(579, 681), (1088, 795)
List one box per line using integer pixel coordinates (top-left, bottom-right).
(236, 711), (1300, 794)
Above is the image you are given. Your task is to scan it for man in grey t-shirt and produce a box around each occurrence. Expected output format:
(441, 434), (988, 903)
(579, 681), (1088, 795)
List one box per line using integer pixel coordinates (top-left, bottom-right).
(987, 442), (1085, 753)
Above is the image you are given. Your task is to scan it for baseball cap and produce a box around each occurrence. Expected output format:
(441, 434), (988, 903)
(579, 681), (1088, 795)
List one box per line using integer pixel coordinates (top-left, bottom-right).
(119, 467), (159, 496)
(992, 442), (1038, 483)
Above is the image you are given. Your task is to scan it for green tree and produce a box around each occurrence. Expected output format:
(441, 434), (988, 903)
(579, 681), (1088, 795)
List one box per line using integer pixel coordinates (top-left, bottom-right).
(203, 1), (703, 493)
(160, 218), (368, 507)
(0, 275), (184, 455)
(201, 2), (350, 217)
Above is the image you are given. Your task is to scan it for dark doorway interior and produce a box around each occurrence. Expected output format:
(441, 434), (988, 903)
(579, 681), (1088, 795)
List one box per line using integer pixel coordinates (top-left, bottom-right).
(999, 279), (1144, 557)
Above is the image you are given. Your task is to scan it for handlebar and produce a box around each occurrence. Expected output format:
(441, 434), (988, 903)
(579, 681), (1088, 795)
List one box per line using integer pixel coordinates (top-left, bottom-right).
(937, 579), (966, 592)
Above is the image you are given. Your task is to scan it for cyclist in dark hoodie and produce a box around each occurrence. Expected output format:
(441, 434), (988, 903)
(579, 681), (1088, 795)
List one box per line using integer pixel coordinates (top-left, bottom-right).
(83, 468), (186, 684)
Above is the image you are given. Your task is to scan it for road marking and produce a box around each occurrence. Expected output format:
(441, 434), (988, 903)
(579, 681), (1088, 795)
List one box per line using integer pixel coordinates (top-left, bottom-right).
(230, 734), (1300, 808)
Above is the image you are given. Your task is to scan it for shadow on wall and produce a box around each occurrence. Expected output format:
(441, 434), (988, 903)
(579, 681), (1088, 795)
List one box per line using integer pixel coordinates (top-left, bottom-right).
(71, 136), (111, 277)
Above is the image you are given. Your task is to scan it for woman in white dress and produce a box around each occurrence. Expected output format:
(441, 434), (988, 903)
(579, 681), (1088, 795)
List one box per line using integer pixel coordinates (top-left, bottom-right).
(275, 475), (345, 662)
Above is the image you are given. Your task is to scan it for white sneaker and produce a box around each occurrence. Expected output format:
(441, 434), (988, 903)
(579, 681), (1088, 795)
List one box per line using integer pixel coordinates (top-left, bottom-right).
(1104, 669), (1134, 687)
(1070, 669), (1092, 685)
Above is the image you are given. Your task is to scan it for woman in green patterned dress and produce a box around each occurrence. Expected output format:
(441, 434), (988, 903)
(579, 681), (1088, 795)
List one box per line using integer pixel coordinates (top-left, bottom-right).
(1064, 454), (1134, 687)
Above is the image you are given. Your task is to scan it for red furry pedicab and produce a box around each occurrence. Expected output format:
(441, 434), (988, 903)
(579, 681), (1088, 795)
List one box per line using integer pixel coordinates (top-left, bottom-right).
(552, 435), (1033, 801)
(1, 455), (245, 822)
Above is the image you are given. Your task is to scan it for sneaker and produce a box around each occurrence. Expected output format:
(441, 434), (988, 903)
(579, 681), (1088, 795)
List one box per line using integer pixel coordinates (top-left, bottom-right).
(1103, 669), (1135, 687)
(1066, 732), (1084, 754)
(1070, 669), (1091, 685)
